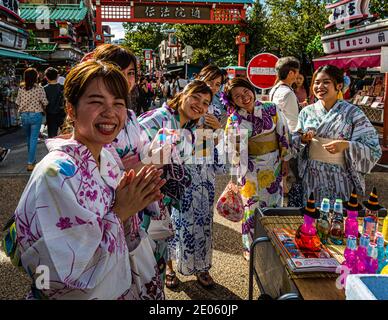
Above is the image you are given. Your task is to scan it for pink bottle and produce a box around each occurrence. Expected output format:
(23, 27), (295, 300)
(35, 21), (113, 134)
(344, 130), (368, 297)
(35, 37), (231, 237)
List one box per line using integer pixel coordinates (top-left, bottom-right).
(355, 233), (370, 274)
(365, 243), (379, 274)
(301, 215), (317, 235)
(344, 188), (362, 238)
(343, 235), (357, 272)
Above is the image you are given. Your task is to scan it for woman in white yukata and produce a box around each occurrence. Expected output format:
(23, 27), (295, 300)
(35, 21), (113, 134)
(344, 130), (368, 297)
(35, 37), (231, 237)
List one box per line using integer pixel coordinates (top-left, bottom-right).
(293, 64), (381, 205)
(14, 60), (166, 299)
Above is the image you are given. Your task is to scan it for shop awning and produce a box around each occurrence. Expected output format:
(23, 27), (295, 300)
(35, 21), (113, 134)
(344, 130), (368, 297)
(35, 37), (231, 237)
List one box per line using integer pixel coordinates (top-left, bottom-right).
(0, 48), (46, 62)
(20, 3), (88, 23)
(313, 49), (381, 70)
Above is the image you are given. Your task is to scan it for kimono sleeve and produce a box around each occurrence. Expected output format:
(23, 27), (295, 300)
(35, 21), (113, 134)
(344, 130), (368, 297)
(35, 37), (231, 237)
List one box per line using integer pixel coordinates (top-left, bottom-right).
(18, 159), (128, 290)
(274, 105), (292, 161)
(347, 108), (382, 174)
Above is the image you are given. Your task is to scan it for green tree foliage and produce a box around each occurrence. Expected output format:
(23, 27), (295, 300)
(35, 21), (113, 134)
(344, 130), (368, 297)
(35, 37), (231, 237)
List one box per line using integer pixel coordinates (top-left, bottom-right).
(264, 0), (329, 63)
(369, 0), (388, 18)
(174, 24), (239, 66)
(122, 23), (168, 57)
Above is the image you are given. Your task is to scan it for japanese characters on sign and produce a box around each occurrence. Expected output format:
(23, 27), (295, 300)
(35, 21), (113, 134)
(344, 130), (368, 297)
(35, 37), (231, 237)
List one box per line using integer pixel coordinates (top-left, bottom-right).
(0, 0), (19, 15)
(325, 0), (372, 29)
(134, 5), (211, 21)
(322, 30), (388, 54)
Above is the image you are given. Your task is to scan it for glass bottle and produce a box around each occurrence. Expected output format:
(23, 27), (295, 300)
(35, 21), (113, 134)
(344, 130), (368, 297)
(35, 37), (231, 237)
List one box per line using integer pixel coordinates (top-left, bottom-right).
(365, 243), (378, 274)
(362, 208), (379, 240)
(345, 209), (359, 238)
(343, 235), (357, 273)
(316, 198), (331, 244)
(382, 215), (388, 242)
(355, 233), (370, 274)
(376, 233), (386, 273)
(329, 199), (344, 245)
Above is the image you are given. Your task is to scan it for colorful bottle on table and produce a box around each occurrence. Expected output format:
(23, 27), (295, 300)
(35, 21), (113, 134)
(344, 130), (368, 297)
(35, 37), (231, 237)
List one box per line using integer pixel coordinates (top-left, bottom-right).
(295, 192), (321, 251)
(329, 199), (344, 245)
(316, 198), (331, 244)
(362, 187), (382, 240)
(355, 233), (370, 274)
(343, 188), (362, 238)
(365, 243), (379, 274)
(343, 235), (357, 273)
(376, 233), (386, 273)
(382, 215), (388, 242)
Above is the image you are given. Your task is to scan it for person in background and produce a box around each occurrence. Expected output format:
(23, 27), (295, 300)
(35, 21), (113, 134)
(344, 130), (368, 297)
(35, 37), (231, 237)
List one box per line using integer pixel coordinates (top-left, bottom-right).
(57, 68), (66, 86)
(293, 64), (381, 206)
(224, 77), (291, 261)
(44, 67), (65, 138)
(16, 68), (48, 171)
(14, 60), (165, 300)
(293, 73), (309, 108)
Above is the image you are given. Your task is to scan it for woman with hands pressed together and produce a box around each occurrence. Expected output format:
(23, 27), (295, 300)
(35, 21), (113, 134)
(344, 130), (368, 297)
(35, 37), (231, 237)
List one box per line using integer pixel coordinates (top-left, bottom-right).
(14, 60), (165, 300)
(294, 64), (381, 205)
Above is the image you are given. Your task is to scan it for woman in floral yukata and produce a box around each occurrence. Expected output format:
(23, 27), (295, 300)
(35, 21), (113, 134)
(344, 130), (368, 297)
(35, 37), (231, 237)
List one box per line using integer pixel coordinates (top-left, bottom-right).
(224, 77), (291, 261)
(293, 64), (381, 205)
(14, 60), (166, 299)
(138, 80), (219, 288)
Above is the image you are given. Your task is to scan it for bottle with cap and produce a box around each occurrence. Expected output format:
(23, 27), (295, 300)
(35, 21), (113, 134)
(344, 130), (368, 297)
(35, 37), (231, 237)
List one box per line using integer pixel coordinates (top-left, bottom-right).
(228, 114), (240, 165)
(376, 232), (387, 273)
(362, 187), (382, 240)
(355, 233), (370, 274)
(382, 214), (388, 242)
(365, 243), (379, 274)
(343, 188), (362, 238)
(343, 235), (357, 273)
(316, 198), (331, 244)
(329, 199), (344, 245)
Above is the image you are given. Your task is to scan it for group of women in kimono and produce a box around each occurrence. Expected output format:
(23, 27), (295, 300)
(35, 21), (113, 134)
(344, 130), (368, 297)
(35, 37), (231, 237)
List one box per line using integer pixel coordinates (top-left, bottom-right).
(13, 44), (381, 299)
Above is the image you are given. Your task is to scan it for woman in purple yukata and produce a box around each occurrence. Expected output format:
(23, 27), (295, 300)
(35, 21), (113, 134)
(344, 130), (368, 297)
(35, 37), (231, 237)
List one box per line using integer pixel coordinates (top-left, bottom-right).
(14, 60), (166, 299)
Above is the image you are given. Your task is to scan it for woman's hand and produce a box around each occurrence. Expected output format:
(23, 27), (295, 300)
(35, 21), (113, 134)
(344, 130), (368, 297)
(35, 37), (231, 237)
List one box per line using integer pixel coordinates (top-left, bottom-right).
(322, 140), (349, 154)
(300, 130), (315, 144)
(204, 114), (221, 130)
(112, 165), (166, 223)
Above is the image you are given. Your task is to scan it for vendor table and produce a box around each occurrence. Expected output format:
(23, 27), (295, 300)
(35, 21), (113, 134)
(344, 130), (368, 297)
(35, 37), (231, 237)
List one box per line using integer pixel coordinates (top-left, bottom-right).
(249, 213), (385, 300)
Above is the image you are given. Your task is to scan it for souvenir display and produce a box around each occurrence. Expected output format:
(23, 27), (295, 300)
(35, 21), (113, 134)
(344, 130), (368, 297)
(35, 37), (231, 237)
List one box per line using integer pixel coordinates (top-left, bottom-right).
(344, 189), (363, 238)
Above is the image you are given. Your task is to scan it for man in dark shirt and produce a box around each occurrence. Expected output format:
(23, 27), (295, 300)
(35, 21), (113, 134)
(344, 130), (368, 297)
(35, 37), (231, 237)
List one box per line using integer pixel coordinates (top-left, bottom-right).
(43, 67), (65, 138)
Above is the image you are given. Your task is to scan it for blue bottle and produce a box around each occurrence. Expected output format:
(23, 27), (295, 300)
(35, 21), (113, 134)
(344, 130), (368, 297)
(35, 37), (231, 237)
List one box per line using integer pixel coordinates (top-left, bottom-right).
(376, 232), (388, 273)
(329, 199), (344, 245)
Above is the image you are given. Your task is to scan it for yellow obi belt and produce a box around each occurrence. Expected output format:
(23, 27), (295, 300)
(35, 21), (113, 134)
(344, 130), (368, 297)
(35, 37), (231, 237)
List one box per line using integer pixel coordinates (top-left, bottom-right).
(248, 131), (278, 156)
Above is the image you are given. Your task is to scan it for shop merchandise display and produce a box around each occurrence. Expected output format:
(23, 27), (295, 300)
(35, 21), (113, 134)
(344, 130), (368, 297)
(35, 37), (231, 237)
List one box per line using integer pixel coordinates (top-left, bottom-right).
(343, 189), (363, 238)
(0, 63), (19, 129)
(316, 198), (331, 244)
(362, 187), (382, 240)
(329, 199), (344, 245)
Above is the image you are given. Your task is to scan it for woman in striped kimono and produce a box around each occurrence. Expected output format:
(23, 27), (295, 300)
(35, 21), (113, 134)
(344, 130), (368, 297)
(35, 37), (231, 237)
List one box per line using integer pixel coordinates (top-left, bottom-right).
(293, 65), (382, 206)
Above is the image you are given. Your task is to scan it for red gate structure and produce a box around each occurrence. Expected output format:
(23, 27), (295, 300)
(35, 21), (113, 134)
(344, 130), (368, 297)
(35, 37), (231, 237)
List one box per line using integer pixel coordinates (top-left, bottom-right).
(92, 0), (252, 66)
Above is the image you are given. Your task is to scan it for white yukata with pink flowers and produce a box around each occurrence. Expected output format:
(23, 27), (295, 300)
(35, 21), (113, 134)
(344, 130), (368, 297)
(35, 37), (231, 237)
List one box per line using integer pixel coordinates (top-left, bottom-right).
(15, 137), (164, 299)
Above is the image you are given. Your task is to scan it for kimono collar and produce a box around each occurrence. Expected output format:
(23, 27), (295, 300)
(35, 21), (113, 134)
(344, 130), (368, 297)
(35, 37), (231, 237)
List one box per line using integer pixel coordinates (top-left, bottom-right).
(237, 100), (262, 120)
(316, 99), (342, 114)
(163, 103), (197, 131)
(46, 137), (120, 190)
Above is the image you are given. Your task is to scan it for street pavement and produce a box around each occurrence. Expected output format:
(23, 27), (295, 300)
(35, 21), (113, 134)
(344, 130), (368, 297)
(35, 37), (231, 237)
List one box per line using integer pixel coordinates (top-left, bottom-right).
(0, 127), (47, 175)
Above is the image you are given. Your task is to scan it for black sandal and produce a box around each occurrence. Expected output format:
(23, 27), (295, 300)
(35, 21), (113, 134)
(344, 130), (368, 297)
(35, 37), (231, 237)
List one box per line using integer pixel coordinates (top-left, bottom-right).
(165, 271), (179, 289)
(196, 272), (214, 287)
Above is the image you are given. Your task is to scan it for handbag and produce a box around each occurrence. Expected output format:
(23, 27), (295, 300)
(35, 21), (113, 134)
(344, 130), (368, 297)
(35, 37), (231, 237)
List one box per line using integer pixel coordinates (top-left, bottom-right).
(216, 178), (244, 222)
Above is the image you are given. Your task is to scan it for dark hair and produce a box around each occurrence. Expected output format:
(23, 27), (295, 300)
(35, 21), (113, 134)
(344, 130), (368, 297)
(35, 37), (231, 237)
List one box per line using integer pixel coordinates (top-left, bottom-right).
(45, 67), (59, 81)
(275, 56), (300, 80)
(64, 60), (129, 111)
(23, 68), (38, 90)
(310, 65), (344, 95)
(224, 77), (256, 107)
(168, 80), (213, 113)
(197, 65), (226, 84)
(93, 44), (137, 76)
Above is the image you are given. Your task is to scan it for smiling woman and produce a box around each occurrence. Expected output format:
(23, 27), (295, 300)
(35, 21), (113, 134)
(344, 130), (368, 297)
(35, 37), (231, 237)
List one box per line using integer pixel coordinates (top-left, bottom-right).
(12, 60), (166, 300)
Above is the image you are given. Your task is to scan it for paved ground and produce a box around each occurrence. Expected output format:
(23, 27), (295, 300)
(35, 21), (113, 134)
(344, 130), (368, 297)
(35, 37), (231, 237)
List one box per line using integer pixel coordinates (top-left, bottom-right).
(1, 127), (388, 300)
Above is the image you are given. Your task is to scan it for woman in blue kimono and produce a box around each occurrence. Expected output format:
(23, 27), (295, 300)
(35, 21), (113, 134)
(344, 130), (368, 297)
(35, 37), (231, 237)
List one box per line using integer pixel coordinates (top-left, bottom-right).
(138, 80), (222, 288)
(293, 64), (381, 205)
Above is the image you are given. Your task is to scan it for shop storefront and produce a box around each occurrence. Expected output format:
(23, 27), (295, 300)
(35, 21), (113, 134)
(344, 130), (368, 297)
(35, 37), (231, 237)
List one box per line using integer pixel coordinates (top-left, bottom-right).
(314, 1), (387, 159)
(0, 1), (45, 132)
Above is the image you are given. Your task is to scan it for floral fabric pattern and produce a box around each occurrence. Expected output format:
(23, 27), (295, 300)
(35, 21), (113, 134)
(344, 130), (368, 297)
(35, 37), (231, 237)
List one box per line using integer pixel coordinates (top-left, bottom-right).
(226, 101), (291, 252)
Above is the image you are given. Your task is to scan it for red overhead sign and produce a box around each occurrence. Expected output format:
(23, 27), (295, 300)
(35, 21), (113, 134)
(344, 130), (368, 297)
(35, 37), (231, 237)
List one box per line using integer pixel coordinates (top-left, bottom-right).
(247, 53), (279, 90)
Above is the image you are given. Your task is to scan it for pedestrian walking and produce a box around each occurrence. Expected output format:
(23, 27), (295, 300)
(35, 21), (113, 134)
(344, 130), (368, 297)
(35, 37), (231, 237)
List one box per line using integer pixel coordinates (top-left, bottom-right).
(43, 67), (65, 138)
(16, 68), (48, 171)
